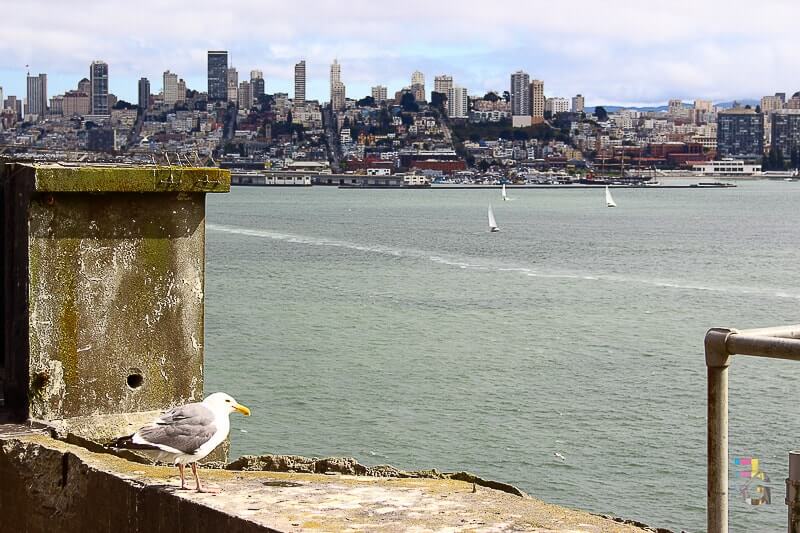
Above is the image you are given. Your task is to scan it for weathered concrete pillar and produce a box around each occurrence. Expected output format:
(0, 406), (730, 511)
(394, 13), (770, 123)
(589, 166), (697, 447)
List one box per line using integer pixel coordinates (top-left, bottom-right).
(1, 163), (229, 437)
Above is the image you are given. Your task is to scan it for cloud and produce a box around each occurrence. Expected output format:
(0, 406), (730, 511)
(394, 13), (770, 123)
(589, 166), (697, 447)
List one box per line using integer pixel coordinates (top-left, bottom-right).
(2, 0), (799, 105)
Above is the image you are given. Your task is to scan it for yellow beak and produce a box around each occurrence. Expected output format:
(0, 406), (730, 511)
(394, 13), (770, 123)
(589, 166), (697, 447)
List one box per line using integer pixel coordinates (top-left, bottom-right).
(234, 403), (251, 416)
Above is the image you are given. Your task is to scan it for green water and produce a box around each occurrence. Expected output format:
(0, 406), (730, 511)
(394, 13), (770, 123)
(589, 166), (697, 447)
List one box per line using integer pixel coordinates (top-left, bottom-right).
(204, 182), (800, 532)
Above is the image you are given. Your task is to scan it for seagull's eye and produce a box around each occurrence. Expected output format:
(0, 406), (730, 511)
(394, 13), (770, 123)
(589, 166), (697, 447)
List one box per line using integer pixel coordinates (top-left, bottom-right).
(226, 399), (231, 402)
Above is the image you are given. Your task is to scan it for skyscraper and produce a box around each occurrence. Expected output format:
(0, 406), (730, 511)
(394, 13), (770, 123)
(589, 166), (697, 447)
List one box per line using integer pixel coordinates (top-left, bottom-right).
(330, 59), (345, 111)
(0, 87), (4, 110)
(238, 80), (253, 109)
(163, 70), (179, 105)
(250, 70), (265, 101)
(446, 86), (468, 119)
(530, 79), (544, 123)
(226, 67), (239, 103)
(26, 73), (47, 117)
(294, 60), (306, 104)
(90, 60), (109, 115)
(434, 75), (453, 97)
(510, 71), (531, 116)
(207, 51), (228, 101)
(138, 78), (150, 113)
(410, 71), (425, 103)
(717, 108), (764, 159)
(572, 94), (585, 113)
(371, 85), (387, 103)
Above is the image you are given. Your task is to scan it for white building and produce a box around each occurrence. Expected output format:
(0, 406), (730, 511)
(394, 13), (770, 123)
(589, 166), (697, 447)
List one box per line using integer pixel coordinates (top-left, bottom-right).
(371, 85), (387, 103)
(226, 67), (238, 103)
(545, 97), (570, 116)
(434, 75), (453, 96)
(163, 71), (179, 105)
(446, 86), (468, 118)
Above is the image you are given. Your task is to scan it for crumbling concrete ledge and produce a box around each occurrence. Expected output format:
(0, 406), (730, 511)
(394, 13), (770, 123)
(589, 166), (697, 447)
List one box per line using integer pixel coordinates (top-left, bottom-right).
(0, 429), (659, 532)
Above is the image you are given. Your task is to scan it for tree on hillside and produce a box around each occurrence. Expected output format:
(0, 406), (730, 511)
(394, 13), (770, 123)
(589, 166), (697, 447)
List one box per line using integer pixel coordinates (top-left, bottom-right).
(430, 91), (447, 112)
(357, 96), (376, 107)
(401, 92), (419, 112)
(595, 106), (609, 122)
(483, 91), (500, 102)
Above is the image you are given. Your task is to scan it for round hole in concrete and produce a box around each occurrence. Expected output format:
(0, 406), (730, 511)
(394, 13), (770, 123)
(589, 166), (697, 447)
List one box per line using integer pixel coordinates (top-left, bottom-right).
(127, 373), (144, 390)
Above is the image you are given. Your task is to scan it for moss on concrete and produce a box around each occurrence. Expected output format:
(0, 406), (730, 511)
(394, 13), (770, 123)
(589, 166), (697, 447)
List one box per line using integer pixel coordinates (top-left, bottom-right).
(32, 165), (230, 193)
(0, 432), (660, 533)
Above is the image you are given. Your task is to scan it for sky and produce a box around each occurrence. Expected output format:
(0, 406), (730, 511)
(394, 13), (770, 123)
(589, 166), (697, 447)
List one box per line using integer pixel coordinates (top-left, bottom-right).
(1, 0), (799, 107)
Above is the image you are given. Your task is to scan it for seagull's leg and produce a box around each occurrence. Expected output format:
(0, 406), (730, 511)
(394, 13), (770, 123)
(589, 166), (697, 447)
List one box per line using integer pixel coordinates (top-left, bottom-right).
(191, 462), (220, 493)
(191, 462), (202, 491)
(178, 463), (187, 489)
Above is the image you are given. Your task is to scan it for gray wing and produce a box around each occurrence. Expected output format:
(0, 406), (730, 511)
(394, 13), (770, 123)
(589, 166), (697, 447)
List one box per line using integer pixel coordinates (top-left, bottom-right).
(138, 402), (217, 454)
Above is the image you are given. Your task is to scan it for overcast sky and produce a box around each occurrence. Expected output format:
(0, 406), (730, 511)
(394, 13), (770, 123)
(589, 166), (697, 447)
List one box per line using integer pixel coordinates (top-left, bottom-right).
(2, 0), (798, 106)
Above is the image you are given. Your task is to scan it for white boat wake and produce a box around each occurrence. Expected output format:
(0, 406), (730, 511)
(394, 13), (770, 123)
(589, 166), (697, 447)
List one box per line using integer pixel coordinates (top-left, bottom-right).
(207, 224), (800, 300)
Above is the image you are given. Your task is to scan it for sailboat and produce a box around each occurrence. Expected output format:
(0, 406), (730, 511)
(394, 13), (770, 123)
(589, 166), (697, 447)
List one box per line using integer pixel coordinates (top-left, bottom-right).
(605, 186), (617, 208)
(488, 205), (499, 232)
(502, 183), (509, 201)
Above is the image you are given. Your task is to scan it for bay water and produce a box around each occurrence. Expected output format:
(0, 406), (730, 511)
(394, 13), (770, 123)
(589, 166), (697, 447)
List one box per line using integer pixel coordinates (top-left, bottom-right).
(204, 182), (800, 532)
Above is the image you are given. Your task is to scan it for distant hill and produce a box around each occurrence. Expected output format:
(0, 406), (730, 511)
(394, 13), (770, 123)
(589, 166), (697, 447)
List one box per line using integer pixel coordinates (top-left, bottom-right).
(585, 99), (760, 114)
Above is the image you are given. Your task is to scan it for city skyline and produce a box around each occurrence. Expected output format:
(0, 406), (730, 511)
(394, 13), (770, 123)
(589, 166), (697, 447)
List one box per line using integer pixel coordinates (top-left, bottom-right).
(2, 0), (799, 106)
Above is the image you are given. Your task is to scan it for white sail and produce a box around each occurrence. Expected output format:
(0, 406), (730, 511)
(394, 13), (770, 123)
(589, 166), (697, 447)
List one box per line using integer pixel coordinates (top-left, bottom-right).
(488, 205), (499, 232)
(605, 186), (617, 208)
(502, 183), (508, 201)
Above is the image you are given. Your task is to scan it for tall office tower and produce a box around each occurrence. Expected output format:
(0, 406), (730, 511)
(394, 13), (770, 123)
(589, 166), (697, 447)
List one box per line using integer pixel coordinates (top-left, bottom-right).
(163, 70), (179, 105)
(77, 78), (91, 94)
(138, 78), (150, 113)
(207, 51), (228, 101)
(238, 80), (253, 109)
(770, 110), (800, 156)
(668, 99), (684, 117)
(0, 87), (4, 109)
(717, 107), (764, 158)
(250, 70), (265, 100)
(530, 79), (544, 123)
(410, 70), (425, 102)
(49, 95), (63, 115)
(572, 94), (585, 113)
(446, 86), (468, 118)
(177, 79), (186, 102)
(760, 95), (783, 114)
(226, 67), (238, 103)
(510, 71), (531, 116)
(330, 59), (346, 111)
(90, 60), (109, 115)
(26, 73), (47, 117)
(371, 85), (387, 103)
(434, 75), (453, 97)
(294, 60), (306, 104)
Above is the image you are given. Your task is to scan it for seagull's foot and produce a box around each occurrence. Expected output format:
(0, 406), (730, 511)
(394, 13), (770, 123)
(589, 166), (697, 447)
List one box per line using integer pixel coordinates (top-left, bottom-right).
(195, 485), (222, 494)
(178, 484), (190, 491)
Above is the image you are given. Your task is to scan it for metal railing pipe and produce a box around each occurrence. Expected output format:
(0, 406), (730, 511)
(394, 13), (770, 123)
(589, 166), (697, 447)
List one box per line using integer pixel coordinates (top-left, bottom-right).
(788, 451), (800, 533)
(705, 324), (800, 533)
(706, 328), (732, 533)
(726, 335), (800, 361)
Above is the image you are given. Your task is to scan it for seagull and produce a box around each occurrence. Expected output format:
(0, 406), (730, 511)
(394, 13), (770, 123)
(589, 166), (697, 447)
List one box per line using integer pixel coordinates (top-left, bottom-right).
(553, 452), (566, 462)
(113, 392), (250, 492)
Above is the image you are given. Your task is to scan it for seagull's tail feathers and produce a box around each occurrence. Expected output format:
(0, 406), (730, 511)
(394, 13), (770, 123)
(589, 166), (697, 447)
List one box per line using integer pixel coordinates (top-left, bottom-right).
(111, 434), (161, 451)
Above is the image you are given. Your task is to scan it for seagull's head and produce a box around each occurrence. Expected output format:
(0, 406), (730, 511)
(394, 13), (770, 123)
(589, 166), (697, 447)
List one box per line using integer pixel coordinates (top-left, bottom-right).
(204, 392), (251, 416)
